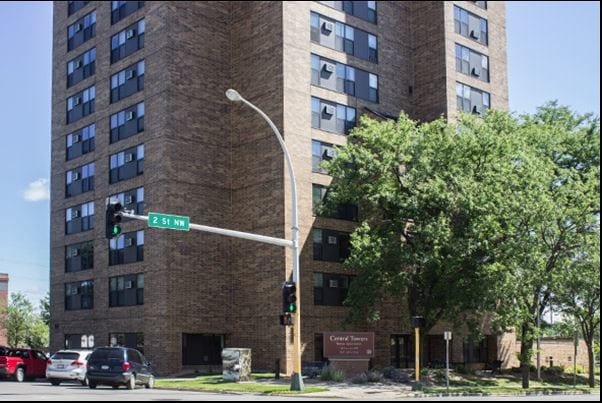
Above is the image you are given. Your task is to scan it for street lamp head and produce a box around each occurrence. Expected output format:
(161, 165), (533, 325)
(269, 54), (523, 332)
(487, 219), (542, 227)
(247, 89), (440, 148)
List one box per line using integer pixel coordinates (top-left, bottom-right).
(225, 89), (242, 102)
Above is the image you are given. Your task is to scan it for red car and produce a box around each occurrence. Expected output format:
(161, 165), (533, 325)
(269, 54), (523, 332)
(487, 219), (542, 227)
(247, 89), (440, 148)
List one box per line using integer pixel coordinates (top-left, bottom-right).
(0, 347), (48, 382)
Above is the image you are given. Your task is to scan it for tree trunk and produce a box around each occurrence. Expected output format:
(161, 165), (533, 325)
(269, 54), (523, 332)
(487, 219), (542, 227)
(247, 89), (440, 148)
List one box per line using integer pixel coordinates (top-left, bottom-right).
(587, 342), (595, 388)
(520, 324), (533, 389)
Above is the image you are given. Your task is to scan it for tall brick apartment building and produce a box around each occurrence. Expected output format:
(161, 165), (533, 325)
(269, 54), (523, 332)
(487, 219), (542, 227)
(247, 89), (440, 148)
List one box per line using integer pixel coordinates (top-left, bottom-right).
(0, 273), (8, 346)
(50, 1), (509, 375)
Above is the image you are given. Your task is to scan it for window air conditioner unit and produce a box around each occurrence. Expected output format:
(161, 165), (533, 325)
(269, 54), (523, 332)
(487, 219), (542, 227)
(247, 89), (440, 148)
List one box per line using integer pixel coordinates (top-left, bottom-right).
(73, 97), (82, 106)
(329, 279), (339, 288)
(125, 280), (134, 289)
(323, 63), (334, 73)
(73, 248), (80, 257)
(323, 21), (334, 33)
(126, 70), (136, 80)
(74, 60), (82, 69)
(125, 238), (134, 247)
(126, 111), (135, 121)
(471, 67), (480, 77)
(328, 235), (338, 245)
(72, 210), (80, 218)
(125, 195), (133, 204)
(73, 134), (81, 143)
(72, 172), (80, 181)
(324, 148), (336, 159)
(125, 153), (134, 163)
(323, 104), (335, 116)
(75, 23), (83, 33)
(126, 29), (136, 39)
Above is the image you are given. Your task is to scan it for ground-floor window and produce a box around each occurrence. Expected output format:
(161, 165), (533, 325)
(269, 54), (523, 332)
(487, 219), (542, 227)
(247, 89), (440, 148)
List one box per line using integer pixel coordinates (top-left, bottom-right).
(109, 332), (144, 354)
(390, 334), (413, 368)
(182, 334), (224, 366)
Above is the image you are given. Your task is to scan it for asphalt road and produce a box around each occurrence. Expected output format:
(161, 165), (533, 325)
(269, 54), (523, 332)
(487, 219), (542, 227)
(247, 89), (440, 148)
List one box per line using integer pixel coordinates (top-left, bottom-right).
(0, 381), (599, 401)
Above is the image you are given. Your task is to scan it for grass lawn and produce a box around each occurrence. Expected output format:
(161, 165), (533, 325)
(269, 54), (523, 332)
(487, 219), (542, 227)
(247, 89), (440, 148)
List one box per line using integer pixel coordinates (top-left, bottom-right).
(422, 372), (601, 395)
(156, 373), (328, 395)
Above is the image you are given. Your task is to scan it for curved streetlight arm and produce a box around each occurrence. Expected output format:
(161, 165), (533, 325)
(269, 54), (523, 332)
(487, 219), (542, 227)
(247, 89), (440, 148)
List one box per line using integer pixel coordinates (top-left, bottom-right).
(233, 92), (300, 283)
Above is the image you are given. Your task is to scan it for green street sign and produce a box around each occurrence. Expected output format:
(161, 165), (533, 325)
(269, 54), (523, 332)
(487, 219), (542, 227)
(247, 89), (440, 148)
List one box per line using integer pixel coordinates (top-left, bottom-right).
(148, 212), (190, 231)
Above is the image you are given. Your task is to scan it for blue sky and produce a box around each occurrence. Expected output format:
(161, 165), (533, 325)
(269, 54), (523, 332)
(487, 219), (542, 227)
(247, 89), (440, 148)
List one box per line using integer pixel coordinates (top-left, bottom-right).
(0, 1), (600, 305)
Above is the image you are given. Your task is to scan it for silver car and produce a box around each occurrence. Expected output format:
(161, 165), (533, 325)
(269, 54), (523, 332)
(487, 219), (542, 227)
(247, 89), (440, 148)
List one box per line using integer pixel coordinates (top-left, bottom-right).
(46, 350), (92, 386)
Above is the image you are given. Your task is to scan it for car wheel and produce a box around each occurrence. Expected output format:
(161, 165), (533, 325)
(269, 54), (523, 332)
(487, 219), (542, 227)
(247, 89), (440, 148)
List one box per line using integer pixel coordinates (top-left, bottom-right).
(81, 376), (89, 386)
(88, 381), (97, 389)
(14, 367), (25, 383)
(50, 379), (61, 386)
(145, 375), (154, 389)
(127, 374), (136, 390)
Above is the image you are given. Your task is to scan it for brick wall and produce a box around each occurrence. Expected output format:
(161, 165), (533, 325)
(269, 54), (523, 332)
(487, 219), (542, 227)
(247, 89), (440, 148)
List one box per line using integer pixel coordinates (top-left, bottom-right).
(0, 274), (7, 346)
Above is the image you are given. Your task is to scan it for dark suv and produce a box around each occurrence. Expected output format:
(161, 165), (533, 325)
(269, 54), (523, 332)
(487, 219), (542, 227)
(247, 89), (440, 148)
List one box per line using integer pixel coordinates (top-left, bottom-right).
(86, 347), (153, 389)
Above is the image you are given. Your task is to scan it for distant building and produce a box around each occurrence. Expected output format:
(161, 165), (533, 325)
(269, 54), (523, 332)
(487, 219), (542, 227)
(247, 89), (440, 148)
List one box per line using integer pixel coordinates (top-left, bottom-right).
(0, 273), (8, 346)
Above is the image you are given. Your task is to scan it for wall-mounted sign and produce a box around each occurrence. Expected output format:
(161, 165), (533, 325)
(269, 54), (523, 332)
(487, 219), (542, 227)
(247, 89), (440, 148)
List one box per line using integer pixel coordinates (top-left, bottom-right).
(323, 332), (375, 359)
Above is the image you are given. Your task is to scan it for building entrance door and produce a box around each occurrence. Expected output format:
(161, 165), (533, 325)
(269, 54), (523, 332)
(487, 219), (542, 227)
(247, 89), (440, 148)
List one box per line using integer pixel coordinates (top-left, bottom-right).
(390, 334), (412, 368)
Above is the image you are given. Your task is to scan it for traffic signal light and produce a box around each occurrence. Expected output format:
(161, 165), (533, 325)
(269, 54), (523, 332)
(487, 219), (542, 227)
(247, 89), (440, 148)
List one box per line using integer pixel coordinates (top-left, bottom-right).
(105, 201), (123, 239)
(282, 282), (297, 314)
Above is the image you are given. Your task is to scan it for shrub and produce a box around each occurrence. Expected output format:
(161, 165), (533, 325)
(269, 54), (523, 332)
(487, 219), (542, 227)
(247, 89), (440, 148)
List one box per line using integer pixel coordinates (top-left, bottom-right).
(303, 366), (323, 379)
(543, 366), (565, 377)
(454, 364), (469, 375)
(320, 366), (346, 382)
(367, 370), (384, 383)
(382, 367), (411, 383)
(350, 373), (368, 384)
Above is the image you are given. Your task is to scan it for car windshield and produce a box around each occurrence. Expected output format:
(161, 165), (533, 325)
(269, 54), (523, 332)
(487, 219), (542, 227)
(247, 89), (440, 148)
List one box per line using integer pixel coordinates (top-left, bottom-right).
(51, 352), (80, 361)
(89, 349), (124, 362)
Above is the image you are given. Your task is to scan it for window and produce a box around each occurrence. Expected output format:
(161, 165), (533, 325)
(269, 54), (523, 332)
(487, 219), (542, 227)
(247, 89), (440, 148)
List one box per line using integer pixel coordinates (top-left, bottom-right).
(110, 187), (145, 216)
(109, 230), (144, 265)
(313, 272), (353, 306)
(67, 47), (96, 88)
(67, 85), (95, 124)
(109, 333), (144, 354)
(312, 140), (336, 174)
(111, 60), (145, 103)
(65, 241), (94, 273)
(66, 123), (95, 161)
(65, 280), (94, 310)
(68, 1), (89, 16)
(311, 54), (379, 103)
(311, 12), (378, 63)
(66, 162), (95, 197)
(109, 144), (144, 183)
(456, 82), (490, 115)
(311, 97), (356, 135)
(313, 228), (351, 262)
(110, 102), (145, 143)
(313, 184), (358, 221)
(112, 1), (145, 24)
(65, 201), (94, 235)
(463, 338), (488, 363)
(455, 44), (489, 82)
(67, 10), (96, 51)
(319, 1), (377, 24)
(111, 19), (145, 64)
(454, 6), (488, 45)
(109, 274), (144, 307)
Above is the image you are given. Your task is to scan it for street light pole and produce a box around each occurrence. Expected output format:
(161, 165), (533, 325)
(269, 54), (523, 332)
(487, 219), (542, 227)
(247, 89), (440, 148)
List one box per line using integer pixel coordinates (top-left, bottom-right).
(226, 89), (304, 391)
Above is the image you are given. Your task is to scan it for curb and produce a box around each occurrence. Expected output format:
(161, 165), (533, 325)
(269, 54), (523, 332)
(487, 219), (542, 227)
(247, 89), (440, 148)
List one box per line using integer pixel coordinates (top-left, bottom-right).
(416, 390), (598, 398)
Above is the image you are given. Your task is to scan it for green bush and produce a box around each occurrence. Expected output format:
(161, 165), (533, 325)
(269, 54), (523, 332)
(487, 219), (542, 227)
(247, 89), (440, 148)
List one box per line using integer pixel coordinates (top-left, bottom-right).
(350, 373), (368, 384)
(319, 366), (346, 382)
(543, 366), (565, 377)
(367, 370), (384, 383)
(454, 364), (469, 374)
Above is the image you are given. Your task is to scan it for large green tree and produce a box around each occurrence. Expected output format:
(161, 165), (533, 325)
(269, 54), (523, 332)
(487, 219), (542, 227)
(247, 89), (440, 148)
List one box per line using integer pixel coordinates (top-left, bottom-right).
(324, 111), (521, 340)
(493, 103), (600, 388)
(0, 293), (34, 348)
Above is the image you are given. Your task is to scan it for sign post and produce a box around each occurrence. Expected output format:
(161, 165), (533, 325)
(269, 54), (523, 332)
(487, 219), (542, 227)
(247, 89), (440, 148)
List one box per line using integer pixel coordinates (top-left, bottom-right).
(411, 316), (425, 382)
(444, 331), (452, 393)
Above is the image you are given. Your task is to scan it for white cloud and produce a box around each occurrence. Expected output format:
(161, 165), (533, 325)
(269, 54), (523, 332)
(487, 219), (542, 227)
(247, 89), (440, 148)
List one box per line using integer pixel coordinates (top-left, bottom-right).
(23, 178), (50, 202)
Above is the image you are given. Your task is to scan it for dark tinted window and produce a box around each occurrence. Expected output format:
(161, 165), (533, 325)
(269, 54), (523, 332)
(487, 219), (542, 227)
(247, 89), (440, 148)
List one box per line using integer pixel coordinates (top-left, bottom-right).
(0, 347), (10, 356)
(90, 348), (125, 362)
(51, 352), (80, 360)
